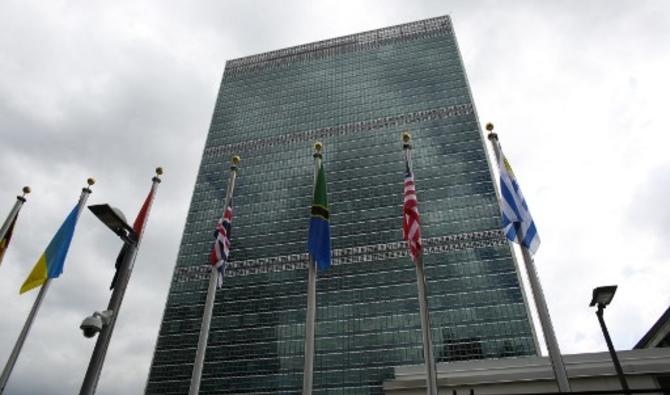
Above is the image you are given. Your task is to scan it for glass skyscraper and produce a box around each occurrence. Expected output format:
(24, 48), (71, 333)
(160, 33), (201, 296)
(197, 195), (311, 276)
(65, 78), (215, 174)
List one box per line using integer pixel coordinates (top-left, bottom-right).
(146, 15), (538, 394)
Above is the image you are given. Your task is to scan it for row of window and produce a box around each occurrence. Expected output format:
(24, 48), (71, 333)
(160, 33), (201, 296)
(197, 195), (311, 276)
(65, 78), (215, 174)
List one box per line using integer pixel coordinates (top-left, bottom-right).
(148, 336), (535, 393)
(199, 122), (482, 173)
(167, 246), (515, 300)
(216, 77), (468, 119)
(222, 34), (455, 82)
(209, 94), (472, 145)
(160, 281), (525, 332)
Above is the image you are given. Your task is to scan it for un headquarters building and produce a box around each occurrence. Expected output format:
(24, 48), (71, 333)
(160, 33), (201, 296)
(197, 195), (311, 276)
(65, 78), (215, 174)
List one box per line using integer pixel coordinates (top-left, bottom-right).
(146, 15), (539, 394)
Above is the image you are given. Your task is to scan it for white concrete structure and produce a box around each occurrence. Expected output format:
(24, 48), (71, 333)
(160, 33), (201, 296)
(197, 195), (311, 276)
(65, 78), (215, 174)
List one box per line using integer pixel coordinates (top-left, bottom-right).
(384, 348), (670, 394)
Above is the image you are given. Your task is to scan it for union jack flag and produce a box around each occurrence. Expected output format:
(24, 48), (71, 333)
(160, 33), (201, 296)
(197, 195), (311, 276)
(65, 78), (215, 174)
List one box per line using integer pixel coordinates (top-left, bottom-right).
(402, 162), (422, 262)
(210, 200), (233, 287)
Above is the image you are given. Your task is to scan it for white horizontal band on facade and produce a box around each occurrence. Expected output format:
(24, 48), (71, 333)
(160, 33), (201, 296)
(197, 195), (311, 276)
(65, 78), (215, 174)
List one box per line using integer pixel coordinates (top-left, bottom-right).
(173, 229), (506, 283)
(203, 104), (474, 159)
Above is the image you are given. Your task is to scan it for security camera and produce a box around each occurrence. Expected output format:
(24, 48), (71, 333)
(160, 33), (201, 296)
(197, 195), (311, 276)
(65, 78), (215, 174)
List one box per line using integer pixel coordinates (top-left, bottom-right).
(80, 310), (114, 338)
(80, 315), (102, 338)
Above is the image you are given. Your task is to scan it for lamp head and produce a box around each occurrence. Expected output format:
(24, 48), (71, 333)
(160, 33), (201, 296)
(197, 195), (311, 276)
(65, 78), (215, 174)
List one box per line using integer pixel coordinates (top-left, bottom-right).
(590, 285), (618, 308)
(88, 204), (135, 243)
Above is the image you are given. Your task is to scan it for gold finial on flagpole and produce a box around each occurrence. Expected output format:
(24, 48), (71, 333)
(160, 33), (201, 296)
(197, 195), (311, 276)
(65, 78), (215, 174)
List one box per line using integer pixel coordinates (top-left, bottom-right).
(402, 131), (412, 151)
(231, 155), (240, 172)
(83, 177), (95, 193)
(313, 142), (323, 159)
(18, 186), (31, 201)
(153, 166), (164, 183)
(486, 122), (498, 141)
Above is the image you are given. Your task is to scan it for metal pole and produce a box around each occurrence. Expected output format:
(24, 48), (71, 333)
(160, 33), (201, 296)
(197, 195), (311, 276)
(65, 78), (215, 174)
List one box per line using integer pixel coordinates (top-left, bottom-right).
(520, 247), (571, 392)
(79, 170), (162, 395)
(404, 136), (439, 394)
(0, 280), (51, 394)
(302, 258), (317, 394)
(415, 255), (439, 395)
(487, 129), (571, 392)
(0, 181), (92, 394)
(303, 143), (322, 395)
(188, 158), (239, 395)
(0, 187), (30, 244)
(596, 306), (630, 395)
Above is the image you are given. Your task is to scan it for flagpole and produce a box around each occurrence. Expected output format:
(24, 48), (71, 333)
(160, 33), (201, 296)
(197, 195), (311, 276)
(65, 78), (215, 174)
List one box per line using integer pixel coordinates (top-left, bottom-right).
(486, 124), (571, 392)
(0, 186), (30, 245)
(0, 178), (94, 394)
(189, 157), (239, 395)
(303, 142), (322, 395)
(80, 168), (163, 395)
(403, 133), (439, 395)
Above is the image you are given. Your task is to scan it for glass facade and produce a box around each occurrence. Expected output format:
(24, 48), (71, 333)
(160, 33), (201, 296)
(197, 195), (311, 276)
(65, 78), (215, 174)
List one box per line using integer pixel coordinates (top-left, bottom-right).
(146, 15), (537, 395)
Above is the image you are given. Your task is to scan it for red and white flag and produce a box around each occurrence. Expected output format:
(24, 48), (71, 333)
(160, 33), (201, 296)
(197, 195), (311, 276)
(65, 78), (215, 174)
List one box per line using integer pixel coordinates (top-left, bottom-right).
(403, 163), (422, 262)
(110, 188), (156, 289)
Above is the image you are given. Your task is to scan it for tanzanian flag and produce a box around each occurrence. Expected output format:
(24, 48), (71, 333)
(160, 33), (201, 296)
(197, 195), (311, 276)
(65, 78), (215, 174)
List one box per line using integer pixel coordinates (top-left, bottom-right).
(20, 205), (82, 294)
(308, 161), (331, 271)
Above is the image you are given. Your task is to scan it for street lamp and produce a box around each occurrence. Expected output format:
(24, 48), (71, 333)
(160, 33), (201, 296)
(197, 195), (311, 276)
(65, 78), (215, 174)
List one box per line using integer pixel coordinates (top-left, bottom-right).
(590, 285), (630, 395)
(88, 204), (136, 245)
(78, 168), (162, 395)
(79, 204), (137, 395)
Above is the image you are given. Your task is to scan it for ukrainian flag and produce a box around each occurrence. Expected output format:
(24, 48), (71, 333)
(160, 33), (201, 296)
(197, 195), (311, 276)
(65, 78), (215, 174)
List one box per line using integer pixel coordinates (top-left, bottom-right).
(307, 161), (331, 271)
(20, 205), (82, 294)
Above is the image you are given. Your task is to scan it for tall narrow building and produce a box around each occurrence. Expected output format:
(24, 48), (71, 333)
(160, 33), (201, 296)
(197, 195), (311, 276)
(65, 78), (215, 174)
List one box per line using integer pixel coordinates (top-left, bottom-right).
(146, 15), (538, 394)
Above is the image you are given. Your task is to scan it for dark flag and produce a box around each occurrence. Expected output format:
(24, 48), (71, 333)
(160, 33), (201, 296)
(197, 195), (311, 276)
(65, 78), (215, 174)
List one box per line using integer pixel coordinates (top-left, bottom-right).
(0, 215), (18, 266)
(110, 188), (155, 289)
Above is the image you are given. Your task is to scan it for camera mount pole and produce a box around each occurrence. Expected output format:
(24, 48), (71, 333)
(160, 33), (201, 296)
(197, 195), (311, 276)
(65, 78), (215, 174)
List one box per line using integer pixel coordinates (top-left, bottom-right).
(79, 168), (162, 395)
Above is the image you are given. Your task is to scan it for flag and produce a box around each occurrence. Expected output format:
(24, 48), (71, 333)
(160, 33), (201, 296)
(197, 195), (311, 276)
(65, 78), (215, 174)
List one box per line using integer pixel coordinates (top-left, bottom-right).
(20, 205), (82, 294)
(497, 141), (540, 254)
(403, 160), (422, 261)
(110, 189), (155, 289)
(210, 198), (233, 287)
(308, 161), (331, 271)
(0, 214), (19, 265)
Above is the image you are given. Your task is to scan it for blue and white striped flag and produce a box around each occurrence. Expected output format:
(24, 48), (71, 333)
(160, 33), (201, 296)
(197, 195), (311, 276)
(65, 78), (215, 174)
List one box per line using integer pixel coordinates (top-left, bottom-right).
(496, 141), (540, 254)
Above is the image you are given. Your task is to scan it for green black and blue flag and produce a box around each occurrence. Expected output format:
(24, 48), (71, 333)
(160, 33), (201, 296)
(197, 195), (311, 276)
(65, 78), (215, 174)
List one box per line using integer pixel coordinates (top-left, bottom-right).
(307, 160), (331, 271)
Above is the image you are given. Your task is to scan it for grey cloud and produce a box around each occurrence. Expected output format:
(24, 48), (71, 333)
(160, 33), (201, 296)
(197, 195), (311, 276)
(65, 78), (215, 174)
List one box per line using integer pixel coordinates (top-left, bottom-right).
(1, 1), (669, 394)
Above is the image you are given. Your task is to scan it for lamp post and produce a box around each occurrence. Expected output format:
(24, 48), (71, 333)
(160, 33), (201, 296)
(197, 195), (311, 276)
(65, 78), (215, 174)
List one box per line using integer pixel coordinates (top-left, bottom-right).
(79, 204), (137, 395)
(589, 285), (630, 395)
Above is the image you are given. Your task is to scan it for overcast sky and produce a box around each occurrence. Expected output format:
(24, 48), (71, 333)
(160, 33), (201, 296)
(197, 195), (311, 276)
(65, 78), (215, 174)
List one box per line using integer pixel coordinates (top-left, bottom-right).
(1, 1), (669, 394)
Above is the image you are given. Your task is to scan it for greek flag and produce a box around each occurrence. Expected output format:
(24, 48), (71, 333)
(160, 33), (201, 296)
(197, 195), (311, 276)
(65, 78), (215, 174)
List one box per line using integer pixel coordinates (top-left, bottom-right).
(497, 141), (540, 254)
